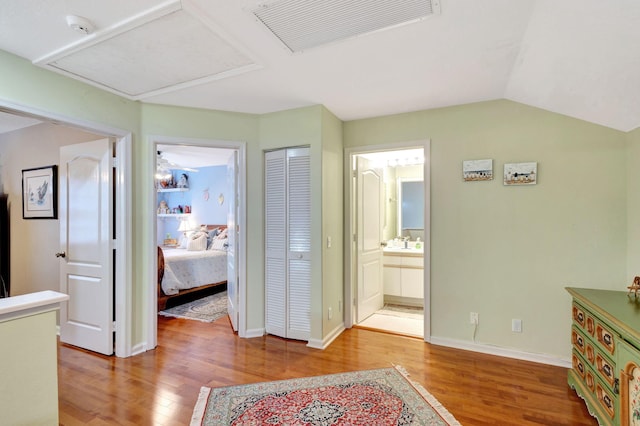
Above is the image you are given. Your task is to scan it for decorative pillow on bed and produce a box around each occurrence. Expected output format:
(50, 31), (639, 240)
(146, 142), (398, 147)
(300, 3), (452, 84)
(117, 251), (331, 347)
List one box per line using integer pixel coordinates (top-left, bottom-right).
(216, 228), (228, 240)
(179, 231), (196, 249)
(209, 238), (228, 251)
(206, 228), (220, 247)
(187, 232), (207, 251)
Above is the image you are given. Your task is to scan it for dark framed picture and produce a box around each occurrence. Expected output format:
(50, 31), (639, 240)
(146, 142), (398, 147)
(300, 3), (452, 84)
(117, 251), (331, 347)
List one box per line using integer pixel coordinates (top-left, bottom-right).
(22, 165), (58, 219)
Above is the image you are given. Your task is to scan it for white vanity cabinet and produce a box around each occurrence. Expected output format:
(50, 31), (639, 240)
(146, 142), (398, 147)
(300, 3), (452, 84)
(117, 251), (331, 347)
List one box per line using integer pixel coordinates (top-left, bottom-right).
(383, 251), (424, 299)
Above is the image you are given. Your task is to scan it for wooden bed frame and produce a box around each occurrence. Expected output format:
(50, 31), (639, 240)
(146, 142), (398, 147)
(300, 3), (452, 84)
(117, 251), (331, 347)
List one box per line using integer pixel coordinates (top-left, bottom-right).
(157, 225), (227, 311)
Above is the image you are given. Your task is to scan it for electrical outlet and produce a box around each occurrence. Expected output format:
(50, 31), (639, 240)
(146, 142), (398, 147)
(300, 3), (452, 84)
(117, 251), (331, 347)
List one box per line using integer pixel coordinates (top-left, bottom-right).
(470, 312), (479, 325)
(512, 319), (522, 333)
(327, 236), (332, 248)
(328, 307), (333, 320)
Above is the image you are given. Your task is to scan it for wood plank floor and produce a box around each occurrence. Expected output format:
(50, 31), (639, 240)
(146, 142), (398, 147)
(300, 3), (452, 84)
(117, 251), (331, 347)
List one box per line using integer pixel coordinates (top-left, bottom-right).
(58, 316), (597, 425)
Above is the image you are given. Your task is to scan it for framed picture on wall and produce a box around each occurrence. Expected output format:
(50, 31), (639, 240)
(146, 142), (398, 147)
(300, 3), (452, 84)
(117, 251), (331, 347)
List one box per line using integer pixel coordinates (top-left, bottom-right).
(504, 162), (537, 185)
(22, 165), (58, 219)
(463, 159), (493, 181)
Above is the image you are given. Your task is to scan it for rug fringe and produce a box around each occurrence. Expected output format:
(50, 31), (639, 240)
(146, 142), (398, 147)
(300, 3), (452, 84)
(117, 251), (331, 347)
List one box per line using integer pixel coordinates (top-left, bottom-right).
(190, 386), (211, 426)
(158, 311), (217, 323)
(393, 364), (462, 426)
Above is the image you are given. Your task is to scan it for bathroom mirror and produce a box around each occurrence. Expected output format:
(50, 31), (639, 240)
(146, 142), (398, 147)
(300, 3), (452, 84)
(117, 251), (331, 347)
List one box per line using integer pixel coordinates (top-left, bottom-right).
(398, 178), (424, 240)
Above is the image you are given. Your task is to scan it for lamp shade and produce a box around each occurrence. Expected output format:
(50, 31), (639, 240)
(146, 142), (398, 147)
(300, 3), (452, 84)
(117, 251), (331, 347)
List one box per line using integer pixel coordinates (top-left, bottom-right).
(177, 219), (191, 232)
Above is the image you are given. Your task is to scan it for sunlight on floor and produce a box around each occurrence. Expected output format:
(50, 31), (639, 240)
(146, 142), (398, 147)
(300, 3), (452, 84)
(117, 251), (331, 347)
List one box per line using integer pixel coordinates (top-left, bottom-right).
(359, 305), (424, 337)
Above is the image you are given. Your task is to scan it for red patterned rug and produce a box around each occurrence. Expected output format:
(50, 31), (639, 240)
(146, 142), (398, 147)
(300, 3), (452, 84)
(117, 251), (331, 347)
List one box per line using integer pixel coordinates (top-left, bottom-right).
(191, 365), (460, 425)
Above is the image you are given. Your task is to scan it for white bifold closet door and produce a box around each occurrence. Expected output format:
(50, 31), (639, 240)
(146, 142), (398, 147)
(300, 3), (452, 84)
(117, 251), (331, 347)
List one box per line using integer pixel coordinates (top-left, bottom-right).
(265, 147), (311, 341)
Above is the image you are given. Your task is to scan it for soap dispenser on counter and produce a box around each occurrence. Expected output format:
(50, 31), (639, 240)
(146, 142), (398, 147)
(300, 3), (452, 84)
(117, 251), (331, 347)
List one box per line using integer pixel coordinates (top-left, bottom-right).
(415, 237), (422, 250)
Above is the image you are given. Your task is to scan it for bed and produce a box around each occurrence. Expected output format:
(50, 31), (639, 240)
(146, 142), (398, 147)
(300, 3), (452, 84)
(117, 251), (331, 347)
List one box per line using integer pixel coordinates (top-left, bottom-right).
(157, 225), (228, 311)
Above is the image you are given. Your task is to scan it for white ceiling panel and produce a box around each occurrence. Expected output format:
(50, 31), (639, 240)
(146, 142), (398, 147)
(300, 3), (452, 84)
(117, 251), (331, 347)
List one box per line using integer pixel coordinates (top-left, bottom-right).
(252, 0), (440, 53)
(38, 6), (260, 98)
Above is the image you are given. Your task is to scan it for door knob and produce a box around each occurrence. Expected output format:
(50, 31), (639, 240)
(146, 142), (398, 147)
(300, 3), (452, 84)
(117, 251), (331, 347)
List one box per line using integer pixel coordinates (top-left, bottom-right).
(55, 252), (66, 258)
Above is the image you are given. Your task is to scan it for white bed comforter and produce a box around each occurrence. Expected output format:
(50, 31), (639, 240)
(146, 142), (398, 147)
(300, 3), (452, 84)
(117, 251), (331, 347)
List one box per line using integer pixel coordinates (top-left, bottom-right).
(161, 248), (227, 295)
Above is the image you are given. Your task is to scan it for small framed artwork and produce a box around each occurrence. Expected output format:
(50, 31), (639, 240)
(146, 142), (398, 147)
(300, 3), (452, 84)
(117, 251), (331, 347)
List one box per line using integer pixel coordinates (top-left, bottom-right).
(463, 159), (493, 181)
(22, 165), (58, 219)
(504, 162), (537, 185)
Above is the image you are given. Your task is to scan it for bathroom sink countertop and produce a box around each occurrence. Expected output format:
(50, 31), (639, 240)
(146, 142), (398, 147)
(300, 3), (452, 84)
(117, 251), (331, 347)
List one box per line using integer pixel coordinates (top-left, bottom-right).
(383, 247), (424, 254)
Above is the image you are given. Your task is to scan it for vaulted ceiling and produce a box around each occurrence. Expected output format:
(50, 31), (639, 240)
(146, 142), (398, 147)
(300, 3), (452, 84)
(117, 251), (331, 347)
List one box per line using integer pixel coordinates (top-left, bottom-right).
(1, 0), (638, 132)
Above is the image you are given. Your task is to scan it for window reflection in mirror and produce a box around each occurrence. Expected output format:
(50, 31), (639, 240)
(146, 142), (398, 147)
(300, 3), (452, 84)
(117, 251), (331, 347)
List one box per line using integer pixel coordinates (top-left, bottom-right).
(398, 178), (424, 240)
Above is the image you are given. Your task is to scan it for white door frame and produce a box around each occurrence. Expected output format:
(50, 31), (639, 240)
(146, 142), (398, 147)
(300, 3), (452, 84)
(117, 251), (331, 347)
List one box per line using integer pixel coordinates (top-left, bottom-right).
(0, 99), (133, 357)
(147, 136), (247, 348)
(344, 140), (431, 342)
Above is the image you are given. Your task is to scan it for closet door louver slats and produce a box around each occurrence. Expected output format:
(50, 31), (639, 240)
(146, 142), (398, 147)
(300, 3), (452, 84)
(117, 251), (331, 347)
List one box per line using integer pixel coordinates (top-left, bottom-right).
(264, 150), (287, 337)
(264, 147), (311, 341)
(287, 150), (311, 339)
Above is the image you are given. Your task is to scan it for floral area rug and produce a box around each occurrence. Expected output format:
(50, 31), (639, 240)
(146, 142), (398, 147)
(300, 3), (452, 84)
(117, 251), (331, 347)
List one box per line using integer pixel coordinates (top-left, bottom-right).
(159, 291), (227, 323)
(191, 365), (460, 425)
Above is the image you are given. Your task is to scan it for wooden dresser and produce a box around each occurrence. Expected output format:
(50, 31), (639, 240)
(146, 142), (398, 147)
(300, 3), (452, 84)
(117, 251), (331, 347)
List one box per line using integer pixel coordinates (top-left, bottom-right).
(567, 287), (640, 425)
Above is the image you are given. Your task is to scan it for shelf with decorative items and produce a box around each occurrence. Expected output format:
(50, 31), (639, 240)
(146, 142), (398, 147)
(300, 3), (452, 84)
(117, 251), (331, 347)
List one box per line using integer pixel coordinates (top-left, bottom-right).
(157, 213), (191, 218)
(156, 198), (192, 216)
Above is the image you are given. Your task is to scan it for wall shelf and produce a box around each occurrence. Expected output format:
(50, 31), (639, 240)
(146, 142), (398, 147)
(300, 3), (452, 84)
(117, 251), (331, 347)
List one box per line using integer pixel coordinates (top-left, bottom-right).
(157, 213), (191, 218)
(157, 187), (188, 193)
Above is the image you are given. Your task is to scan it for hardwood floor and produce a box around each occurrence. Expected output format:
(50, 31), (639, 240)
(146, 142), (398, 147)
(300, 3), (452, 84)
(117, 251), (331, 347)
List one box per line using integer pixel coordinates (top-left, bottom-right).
(58, 316), (597, 425)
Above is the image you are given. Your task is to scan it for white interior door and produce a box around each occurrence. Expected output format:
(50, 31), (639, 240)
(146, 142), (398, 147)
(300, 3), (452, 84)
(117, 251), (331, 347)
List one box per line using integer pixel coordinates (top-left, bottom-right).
(264, 149), (287, 337)
(356, 156), (384, 323)
(286, 148), (311, 340)
(59, 138), (113, 355)
(264, 148), (311, 340)
(226, 151), (238, 331)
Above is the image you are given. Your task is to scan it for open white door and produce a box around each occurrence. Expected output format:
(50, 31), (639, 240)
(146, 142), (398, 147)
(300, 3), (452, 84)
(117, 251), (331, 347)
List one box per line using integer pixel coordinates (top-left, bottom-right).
(59, 138), (113, 355)
(356, 156), (384, 323)
(226, 151), (239, 331)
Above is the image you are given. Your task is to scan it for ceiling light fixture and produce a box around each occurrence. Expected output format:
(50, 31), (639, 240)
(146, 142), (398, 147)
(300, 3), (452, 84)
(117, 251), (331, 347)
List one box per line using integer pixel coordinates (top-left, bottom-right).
(66, 15), (95, 35)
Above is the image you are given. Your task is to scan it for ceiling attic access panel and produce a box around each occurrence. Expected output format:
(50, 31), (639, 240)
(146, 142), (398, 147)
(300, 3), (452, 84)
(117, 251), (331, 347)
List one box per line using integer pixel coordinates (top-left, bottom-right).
(252, 0), (441, 53)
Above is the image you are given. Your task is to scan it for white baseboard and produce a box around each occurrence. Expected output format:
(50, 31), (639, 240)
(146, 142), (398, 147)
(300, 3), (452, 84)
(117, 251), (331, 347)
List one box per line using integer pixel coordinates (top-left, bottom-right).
(307, 323), (345, 350)
(429, 336), (571, 368)
(243, 327), (265, 338)
(130, 342), (147, 356)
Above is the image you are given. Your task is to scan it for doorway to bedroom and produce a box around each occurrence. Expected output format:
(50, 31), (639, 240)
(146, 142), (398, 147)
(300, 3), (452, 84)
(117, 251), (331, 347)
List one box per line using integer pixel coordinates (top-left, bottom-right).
(152, 139), (246, 344)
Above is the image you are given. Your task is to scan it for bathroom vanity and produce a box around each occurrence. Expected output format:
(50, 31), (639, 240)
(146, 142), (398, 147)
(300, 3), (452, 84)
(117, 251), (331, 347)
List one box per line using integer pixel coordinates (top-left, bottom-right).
(383, 247), (424, 305)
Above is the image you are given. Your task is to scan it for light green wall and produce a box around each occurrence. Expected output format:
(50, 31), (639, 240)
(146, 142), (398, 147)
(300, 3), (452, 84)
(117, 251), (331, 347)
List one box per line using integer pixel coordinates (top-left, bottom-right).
(0, 51), (140, 132)
(627, 127), (640, 282)
(0, 50), (147, 342)
(321, 107), (344, 335)
(345, 100), (628, 358)
(259, 106), (324, 340)
(3, 46), (636, 360)
(140, 103), (261, 330)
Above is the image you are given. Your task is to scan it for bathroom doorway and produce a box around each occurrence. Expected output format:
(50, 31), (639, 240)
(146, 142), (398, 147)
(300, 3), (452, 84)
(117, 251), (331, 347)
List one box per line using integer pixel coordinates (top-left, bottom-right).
(345, 142), (429, 340)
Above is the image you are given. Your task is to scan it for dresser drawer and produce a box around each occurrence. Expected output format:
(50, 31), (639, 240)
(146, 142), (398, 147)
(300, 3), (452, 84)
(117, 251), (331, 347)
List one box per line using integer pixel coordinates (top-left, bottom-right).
(596, 321), (616, 356)
(596, 381), (616, 420)
(572, 327), (587, 355)
(586, 341), (596, 364)
(572, 303), (586, 328)
(595, 351), (616, 389)
(573, 301), (597, 337)
(572, 352), (587, 380)
(585, 369), (596, 393)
